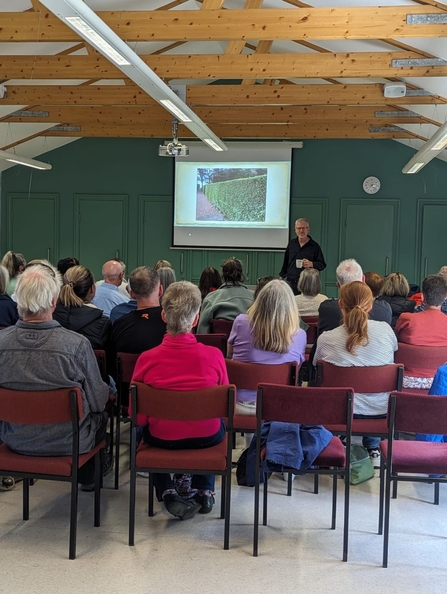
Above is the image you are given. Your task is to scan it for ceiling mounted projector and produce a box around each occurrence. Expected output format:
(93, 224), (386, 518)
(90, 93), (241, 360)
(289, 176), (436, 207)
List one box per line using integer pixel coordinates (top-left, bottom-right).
(383, 82), (406, 98)
(159, 119), (189, 157)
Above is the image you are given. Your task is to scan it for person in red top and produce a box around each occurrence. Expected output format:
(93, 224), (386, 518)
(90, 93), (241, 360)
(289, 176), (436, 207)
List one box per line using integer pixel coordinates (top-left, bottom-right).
(132, 280), (228, 520)
(395, 274), (447, 388)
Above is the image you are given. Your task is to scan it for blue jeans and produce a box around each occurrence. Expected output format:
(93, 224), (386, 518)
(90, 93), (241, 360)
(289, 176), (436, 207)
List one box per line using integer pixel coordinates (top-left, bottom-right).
(354, 413), (386, 450)
(142, 420), (226, 500)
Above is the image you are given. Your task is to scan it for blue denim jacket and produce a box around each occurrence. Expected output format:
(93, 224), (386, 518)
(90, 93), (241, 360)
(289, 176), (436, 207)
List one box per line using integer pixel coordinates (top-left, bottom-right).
(416, 364), (447, 442)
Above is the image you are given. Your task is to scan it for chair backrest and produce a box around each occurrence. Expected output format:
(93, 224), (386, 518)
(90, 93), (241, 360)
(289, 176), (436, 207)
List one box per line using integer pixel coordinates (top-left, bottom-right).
(389, 391), (447, 435)
(316, 361), (404, 393)
(257, 383), (353, 428)
(130, 381), (236, 427)
(210, 319), (234, 339)
(116, 352), (141, 384)
(93, 349), (108, 382)
(301, 315), (318, 346)
(395, 342), (447, 373)
(195, 333), (227, 357)
(226, 359), (299, 391)
(0, 387), (82, 425)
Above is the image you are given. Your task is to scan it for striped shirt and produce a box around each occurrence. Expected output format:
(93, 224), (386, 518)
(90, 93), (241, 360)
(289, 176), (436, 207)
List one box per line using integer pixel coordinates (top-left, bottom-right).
(313, 320), (398, 415)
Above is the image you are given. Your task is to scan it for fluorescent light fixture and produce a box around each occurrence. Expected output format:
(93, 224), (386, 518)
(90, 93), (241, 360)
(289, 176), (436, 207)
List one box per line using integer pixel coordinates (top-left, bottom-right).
(407, 162), (425, 174)
(66, 16), (130, 66)
(402, 121), (447, 174)
(0, 150), (52, 170)
(203, 138), (225, 151)
(39, 0), (227, 152)
(159, 100), (192, 123)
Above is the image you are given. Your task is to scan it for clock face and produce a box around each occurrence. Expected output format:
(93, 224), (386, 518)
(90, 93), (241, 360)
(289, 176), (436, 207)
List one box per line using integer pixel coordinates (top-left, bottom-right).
(363, 176), (381, 194)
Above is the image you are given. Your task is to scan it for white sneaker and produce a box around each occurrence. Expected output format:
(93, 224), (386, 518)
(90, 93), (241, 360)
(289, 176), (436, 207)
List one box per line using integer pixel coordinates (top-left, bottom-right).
(137, 471), (149, 478)
(368, 448), (381, 469)
(282, 472), (296, 482)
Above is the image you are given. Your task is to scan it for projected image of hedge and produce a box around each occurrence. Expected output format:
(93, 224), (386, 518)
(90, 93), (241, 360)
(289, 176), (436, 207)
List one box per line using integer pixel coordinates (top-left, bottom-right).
(196, 167), (267, 222)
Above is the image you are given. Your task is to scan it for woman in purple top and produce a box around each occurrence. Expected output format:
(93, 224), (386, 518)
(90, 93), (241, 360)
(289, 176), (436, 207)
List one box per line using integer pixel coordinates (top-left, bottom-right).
(228, 279), (306, 415)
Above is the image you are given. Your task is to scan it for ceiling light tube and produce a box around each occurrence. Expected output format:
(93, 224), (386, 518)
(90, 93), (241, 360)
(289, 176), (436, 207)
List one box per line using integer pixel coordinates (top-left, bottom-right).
(159, 100), (192, 123)
(402, 120), (447, 174)
(39, 0), (227, 152)
(0, 150), (52, 170)
(203, 138), (225, 151)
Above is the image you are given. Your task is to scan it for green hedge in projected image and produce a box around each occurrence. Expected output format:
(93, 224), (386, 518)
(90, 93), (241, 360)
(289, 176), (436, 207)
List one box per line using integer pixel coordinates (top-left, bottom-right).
(203, 174), (267, 222)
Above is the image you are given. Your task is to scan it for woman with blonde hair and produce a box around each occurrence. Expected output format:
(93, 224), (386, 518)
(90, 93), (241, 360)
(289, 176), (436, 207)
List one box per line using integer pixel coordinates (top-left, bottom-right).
(53, 265), (111, 350)
(377, 271), (415, 327)
(1, 251), (26, 295)
(314, 281), (397, 466)
(228, 279), (306, 415)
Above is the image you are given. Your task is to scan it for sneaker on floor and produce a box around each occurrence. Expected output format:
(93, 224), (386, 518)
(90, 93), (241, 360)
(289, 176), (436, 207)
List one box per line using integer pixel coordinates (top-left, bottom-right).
(163, 493), (201, 520)
(137, 471), (149, 478)
(282, 472), (296, 482)
(368, 448), (381, 469)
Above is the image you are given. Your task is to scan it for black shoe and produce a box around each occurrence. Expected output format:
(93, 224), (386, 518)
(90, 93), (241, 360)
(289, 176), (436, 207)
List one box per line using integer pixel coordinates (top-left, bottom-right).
(80, 482), (95, 492)
(163, 493), (201, 520)
(102, 451), (113, 478)
(194, 493), (215, 514)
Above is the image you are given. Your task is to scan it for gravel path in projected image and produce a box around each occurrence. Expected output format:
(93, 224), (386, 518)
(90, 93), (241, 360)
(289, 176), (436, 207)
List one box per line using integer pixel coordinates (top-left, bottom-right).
(196, 190), (228, 221)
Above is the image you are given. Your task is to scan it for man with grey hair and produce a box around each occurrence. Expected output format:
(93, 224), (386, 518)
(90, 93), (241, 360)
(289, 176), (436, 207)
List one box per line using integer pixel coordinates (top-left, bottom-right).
(111, 266), (166, 354)
(318, 258), (392, 334)
(0, 264), (111, 490)
(92, 259), (130, 317)
(279, 218), (326, 295)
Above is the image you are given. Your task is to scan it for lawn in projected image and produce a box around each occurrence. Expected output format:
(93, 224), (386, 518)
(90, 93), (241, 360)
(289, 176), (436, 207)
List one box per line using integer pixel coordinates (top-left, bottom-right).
(196, 167), (267, 222)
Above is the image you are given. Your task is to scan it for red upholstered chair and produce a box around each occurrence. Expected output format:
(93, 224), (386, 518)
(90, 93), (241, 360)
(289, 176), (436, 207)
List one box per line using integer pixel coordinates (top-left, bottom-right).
(195, 333), (227, 357)
(301, 315), (318, 357)
(128, 381), (235, 549)
(226, 359), (299, 436)
(93, 349), (108, 382)
(379, 391), (447, 567)
(394, 342), (447, 394)
(210, 319), (234, 339)
(0, 387), (105, 560)
(115, 352), (140, 489)
(253, 384), (353, 561)
(315, 361), (403, 439)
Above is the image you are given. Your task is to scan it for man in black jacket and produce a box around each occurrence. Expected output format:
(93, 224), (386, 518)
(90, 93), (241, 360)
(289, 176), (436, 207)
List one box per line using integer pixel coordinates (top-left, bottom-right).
(279, 218), (326, 295)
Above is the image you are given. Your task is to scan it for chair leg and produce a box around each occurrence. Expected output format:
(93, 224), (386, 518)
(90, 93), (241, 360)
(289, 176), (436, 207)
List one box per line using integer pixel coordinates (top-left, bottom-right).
(262, 472), (269, 526)
(331, 472), (337, 530)
(114, 408), (121, 490)
(253, 465), (261, 556)
(378, 456), (385, 535)
(148, 473), (154, 517)
(224, 472), (231, 550)
(128, 425), (137, 546)
(69, 478), (78, 560)
(94, 451), (101, 527)
(382, 470), (392, 568)
(22, 478), (30, 521)
(314, 473), (319, 494)
(287, 472), (293, 497)
(434, 482), (440, 505)
(220, 475), (226, 519)
(343, 469), (350, 562)
(392, 478), (397, 499)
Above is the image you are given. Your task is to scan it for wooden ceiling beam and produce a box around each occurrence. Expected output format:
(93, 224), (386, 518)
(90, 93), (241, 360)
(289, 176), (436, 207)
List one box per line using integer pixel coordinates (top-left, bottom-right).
(2, 7), (447, 42)
(1, 52), (446, 80)
(43, 122), (417, 139)
(0, 83), (443, 107)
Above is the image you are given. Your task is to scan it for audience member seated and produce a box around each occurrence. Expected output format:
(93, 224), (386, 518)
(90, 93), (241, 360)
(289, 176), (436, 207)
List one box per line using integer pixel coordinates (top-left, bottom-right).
(199, 267), (222, 301)
(364, 271), (393, 320)
(92, 259), (130, 317)
(377, 272), (415, 328)
(0, 265), (19, 327)
(112, 266), (166, 354)
(318, 259), (392, 334)
(395, 274), (447, 389)
(416, 265), (447, 314)
(228, 279), (306, 416)
(295, 268), (328, 317)
(0, 263), (112, 490)
(95, 258), (129, 298)
(1, 251), (26, 296)
(154, 259), (171, 271)
(158, 267), (176, 293)
(314, 281), (397, 468)
(197, 257), (254, 334)
(57, 256), (79, 276)
(109, 284), (136, 323)
(53, 265), (112, 351)
(132, 281), (228, 520)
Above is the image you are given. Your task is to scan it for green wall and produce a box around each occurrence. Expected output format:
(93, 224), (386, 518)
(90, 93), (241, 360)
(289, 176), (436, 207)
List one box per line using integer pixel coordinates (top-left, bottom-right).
(2, 137), (447, 296)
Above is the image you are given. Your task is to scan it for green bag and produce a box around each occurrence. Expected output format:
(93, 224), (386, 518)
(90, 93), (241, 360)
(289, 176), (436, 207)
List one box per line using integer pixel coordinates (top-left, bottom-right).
(350, 444), (375, 485)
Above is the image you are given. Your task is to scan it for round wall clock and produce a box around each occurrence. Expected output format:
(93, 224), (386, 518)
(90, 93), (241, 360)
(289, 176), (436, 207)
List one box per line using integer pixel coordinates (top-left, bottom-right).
(363, 176), (381, 194)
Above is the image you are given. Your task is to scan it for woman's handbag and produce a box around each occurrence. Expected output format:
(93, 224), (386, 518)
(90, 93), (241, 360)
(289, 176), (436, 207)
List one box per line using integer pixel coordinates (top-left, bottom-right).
(350, 444), (375, 485)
